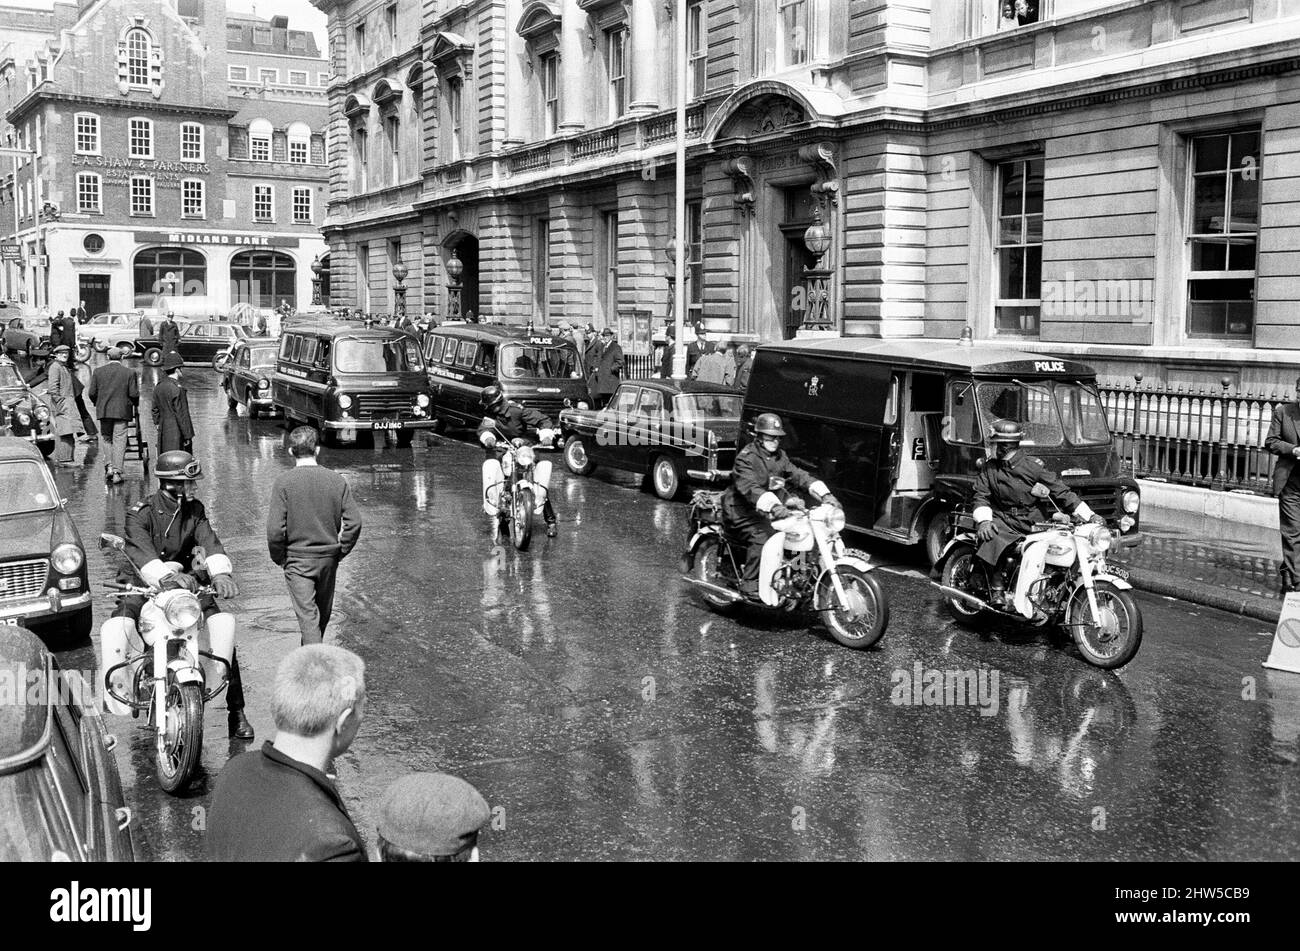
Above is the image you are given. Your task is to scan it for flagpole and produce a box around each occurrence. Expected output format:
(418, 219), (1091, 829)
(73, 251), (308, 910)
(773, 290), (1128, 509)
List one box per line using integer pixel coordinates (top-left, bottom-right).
(670, 0), (688, 380)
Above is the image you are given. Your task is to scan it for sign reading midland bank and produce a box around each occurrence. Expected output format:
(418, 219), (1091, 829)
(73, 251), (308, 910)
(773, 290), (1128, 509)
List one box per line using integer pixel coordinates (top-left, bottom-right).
(133, 231), (299, 247)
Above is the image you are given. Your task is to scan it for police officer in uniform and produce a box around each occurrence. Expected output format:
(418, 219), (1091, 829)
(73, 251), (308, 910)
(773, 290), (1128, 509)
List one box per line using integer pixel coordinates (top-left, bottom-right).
(477, 384), (559, 538)
(972, 418), (1102, 609)
(100, 450), (254, 739)
(722, 413), (839, 597)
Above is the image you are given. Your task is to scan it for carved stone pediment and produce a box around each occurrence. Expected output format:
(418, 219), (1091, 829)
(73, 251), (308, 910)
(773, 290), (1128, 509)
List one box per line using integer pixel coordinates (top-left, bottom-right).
(517, 1), (562, 41)
(717, 95), (808, 140)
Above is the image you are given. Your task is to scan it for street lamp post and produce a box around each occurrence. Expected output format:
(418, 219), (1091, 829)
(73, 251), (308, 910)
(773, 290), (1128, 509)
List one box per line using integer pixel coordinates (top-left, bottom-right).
(310, 256), (323, 307)
(446, 250), (464, 321)
(800, 208), (835, 333)
(392, 261), (409, 320)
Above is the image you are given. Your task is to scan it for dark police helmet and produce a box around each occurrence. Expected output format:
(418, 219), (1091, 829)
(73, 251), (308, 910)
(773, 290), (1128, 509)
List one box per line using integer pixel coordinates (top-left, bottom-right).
(155, 450), (203, 482)
(753, 413), (787, 438)
(480, 384), (506, 413)
(989, 418), (1025, 444)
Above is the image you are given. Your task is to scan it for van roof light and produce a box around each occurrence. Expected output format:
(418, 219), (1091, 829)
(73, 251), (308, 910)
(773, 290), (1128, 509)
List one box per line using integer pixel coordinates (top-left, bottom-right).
(959, 326), (974, 347)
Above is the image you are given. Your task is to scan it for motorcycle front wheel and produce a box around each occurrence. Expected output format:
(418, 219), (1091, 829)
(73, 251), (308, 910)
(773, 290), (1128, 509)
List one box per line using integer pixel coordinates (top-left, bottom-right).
(155, 680), (204, 794)
(817, 567), (889, 649)
(940, 545), (990, 624)
(511, 486), (534, 551)
(1067, 581), (1143, 669)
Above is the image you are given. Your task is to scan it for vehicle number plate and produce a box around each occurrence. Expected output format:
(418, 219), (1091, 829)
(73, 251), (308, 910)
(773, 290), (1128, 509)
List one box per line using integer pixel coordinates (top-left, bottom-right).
(1106, 564), (1130, 580)
(372, 419), (401, 430)
(0, 618), (19, 627)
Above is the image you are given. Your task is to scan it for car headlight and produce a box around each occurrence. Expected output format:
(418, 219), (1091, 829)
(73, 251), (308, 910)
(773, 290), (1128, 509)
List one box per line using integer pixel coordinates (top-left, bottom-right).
(16, 411), (30, 425)
(1086, 524), (1112, 553)
(258, 377), (270, 390)
(51, 543), (83, 574)
(822, 506), (847, 533)
(416, 393), (430, 408)
(577, 401), (589, 410)
(337, 392), (352, 409)
(516, 445), (536, 467)
(1122, 489), (1140, 514)
(34, 404), (49, 420)
(162, 591), (203, 631)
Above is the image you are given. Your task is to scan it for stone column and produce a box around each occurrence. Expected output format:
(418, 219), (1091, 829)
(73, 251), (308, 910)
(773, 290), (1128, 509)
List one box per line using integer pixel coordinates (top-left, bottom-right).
(559, 0), (586, 132)
(628, 0), (658, 114)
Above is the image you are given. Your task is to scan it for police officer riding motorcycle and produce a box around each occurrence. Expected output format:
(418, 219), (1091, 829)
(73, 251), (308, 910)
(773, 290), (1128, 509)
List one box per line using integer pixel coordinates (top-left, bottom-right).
(99, 450), (253, 739)
(723, 413), (841, 596)
(478, 384), (560, 538)
(972, 418), (1103, 613)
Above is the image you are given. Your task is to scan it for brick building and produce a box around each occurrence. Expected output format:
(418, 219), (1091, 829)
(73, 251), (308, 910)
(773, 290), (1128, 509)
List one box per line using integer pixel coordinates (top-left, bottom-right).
(314, 0), (1300, 388)
(0, 0), (328, 319)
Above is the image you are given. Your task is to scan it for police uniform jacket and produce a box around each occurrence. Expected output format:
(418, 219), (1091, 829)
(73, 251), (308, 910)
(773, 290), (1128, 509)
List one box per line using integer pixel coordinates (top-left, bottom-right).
(123, 491), (234, 589)
(723, 442), (827, 524)
(159, 320), (181, 354)
(971, 450), (1086, 536)
(151, 376), (194, 454)
(478, 400), (553, 454)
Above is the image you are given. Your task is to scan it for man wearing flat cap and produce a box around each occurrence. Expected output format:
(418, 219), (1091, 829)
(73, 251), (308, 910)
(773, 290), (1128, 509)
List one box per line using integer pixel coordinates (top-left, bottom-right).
(376, 772), (490, 862)
(46, 344), (80, 466)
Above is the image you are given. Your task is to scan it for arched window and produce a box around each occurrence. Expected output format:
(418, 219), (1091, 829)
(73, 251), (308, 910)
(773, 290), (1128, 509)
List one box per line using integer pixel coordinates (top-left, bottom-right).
(126, 28), (151, 86)
(287, 121), (311, 164)
(231, 250), (297, 308)
(133, 247), (206, 309)
(248, 117), (272, 161)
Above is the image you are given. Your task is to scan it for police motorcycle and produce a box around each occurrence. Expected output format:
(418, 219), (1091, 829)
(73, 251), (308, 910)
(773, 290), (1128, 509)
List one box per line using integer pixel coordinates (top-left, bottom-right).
(480, 422), (556, 553)
(935, 491), (1143, 670)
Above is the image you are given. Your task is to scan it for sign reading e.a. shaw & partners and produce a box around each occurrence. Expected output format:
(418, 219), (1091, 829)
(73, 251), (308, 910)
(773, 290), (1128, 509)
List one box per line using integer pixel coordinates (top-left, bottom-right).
(133, 231), (299, 248)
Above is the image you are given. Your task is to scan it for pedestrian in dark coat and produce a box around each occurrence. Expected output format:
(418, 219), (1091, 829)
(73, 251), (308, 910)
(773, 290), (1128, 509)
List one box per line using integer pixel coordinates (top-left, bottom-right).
(152, 352), (193, 454)
(207, 644), (369, 862)
(591, 328), (624, 408)
(88, 347), (139, 482)
(734, 345), (754, 391)
(159, 312), (181, 355)
(685, 325), (712, 377)
(659, 324), (678, 378)
(1265, 374), (1300, 594)
(48, 311), (67, 350)
(267, 427), (363, 645)
(46, 345), (80, 466)
(71, 361), (98, 442)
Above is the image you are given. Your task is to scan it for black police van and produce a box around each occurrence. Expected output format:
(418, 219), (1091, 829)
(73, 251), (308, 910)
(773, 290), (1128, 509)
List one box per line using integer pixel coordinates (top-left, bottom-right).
(421, 323), (588, 428)
(740, 335), (1141, 564)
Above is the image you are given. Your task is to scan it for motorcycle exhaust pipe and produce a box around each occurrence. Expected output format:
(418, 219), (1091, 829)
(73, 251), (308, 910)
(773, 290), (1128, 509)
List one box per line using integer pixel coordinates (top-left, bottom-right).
(932, 582), (995, 613)
(680, 575), (745, 604)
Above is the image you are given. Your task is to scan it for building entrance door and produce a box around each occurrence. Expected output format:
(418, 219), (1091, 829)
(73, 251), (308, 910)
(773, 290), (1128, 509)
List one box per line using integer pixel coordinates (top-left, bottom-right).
(79, 274), (110, 318)
(779, 187), (818, 340)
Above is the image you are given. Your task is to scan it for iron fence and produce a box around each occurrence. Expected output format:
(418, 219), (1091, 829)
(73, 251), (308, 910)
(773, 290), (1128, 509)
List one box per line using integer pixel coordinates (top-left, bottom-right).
(622, 350), (661, 381)
(1098, 379), (1289, 496)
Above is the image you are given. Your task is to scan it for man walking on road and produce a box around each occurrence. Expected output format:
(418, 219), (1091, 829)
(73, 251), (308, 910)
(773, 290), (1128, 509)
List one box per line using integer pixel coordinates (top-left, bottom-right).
(152, 351), (193, 454)
(1265, 374), (1300, 594)
(159, 310), (181, 357)
(46, 345), (80, 467)
(87, 344), (139, 484)
(267, 426), (362, 644)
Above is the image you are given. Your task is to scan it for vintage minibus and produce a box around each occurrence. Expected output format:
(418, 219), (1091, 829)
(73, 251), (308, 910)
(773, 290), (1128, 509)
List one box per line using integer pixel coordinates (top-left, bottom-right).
(740, 335), (1141, 563)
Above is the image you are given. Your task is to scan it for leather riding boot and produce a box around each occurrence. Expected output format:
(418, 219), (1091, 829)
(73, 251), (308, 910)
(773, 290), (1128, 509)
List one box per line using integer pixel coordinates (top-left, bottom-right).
(228, 710), (254, 740)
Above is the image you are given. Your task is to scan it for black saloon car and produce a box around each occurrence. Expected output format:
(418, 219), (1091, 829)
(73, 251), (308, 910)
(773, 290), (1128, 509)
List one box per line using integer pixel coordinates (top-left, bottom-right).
(137, 321), (250, 366)
(222, 339), (281, 417)
(0, 357), (54, 457)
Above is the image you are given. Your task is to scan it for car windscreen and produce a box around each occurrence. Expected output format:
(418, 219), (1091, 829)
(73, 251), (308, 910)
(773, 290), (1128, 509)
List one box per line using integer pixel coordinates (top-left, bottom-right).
(0, 461), (58, 515)
(333, 337), (422, 373)
(0, 365), (24, 388)
(674, 393), (744, 423)
(499, 343), (577, 379)
(1054, 383), (1111, 446)
(976, 381), (1064, 447)
(248, 349), (277, 369)
(952, 380), (1111, 448)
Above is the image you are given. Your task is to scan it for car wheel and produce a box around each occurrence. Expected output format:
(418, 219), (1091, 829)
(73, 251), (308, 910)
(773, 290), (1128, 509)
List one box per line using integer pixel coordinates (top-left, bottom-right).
(245, 388), (258, 417)
(563, 434), (596, 475)
(144, 348), (163, 367)
(650, 454), (685, 501)
(92, 339), (109, 353)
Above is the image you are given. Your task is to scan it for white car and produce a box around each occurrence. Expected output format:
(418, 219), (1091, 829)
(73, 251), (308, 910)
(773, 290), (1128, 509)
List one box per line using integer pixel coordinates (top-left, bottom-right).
(84, 312), (193, 355)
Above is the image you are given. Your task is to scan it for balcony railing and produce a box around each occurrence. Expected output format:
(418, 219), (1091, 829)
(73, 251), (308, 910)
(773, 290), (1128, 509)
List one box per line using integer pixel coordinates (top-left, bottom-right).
(574, 129), (619, 159)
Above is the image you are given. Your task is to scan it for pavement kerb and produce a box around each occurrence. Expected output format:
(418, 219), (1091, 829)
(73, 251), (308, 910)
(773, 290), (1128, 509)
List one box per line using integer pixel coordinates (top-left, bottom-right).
(1138, 479), (1277, 530)
(1123, 566), (1282, 624)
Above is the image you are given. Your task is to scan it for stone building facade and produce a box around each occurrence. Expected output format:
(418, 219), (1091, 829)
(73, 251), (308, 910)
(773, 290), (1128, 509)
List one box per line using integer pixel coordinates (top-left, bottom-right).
(314, 0), (1300, 388)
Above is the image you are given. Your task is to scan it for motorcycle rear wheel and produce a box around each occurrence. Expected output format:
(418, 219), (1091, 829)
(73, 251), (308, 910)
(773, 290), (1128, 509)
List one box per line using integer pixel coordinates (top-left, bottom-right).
(818, 567), (888, 649)
(155, 680), (204, 794)
(691, 536), (737, 612)
(940, 546), (990, 624)
(512, 486), (534, 551)
(1068, 581), (1143, 669)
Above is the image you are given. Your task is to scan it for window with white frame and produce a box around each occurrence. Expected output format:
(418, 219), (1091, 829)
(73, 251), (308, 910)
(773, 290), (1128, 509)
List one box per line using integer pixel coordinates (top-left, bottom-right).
(448, 77), (463, 160)
(386, 4), (398, 54)
(688, 200), (703, 320)
(229, 65), (248, 81)
(254, 184), (274, 221)
(994, 156), (1044, 335)
(182, 179), (205, 218)
(293, 186), (312, 223)
(289, 70), (308, 86)
(259, 68), (278, 85)
(606, 27), (627, 121)
(130, 175), (154, 216)
(688, 2), (708, 99)
(248, 118), (272, 161)
(318, 72), (329, 86)
(180, 122), (203, 161)
(1187, 128), (1261, 339)
(129, 118), (153, 158)
(386, 115), (400, 181)
(542, 52), (559, 136)
(252, 25), (272, 45)
(778, 0), (809, 67)
(75, 113), (99, 154)
(126, 28), (151, 86)
(76, 172), (101, 213)
(288, 122), (311, 164)
(353, 127), (368, 190)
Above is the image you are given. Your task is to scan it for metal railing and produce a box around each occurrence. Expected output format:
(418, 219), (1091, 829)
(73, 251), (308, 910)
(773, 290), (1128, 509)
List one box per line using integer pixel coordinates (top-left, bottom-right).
(1098, 378), (1289, 496)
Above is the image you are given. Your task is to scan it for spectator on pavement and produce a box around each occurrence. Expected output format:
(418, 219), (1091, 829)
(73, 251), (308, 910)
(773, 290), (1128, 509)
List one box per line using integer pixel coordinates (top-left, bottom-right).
(685, 324), (712, 378)
(1266, 373), (1300, 595)
(207, 644), (368, 862)
(375, 773), (490, 863)
(589, 327), (624, 409)
(88, 345), (139, 484)
(46, 345), (80, 467)
(267, 427), (363, 645)
(152, 351), (194, 454)
(734, 344), (754, 391)
(658, 324), (678, 378)
(692, 341), (735, 386)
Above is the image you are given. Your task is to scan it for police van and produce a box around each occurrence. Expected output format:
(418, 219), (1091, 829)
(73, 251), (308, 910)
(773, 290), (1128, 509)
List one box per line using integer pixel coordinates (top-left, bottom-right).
(740, 334), (1141, 564)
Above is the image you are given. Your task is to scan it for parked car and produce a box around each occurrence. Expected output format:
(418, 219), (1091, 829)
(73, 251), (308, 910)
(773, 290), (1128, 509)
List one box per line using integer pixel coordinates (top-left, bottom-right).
(0, 437), (92, 642)
(0, 357), (54, 456)
(84, 313), (143, 353)
(222, 338), (281, 417)
(0, 625), (135, 861)
(559, 379), (742, 500)
(738, 336), (1142, 565)
(136, 320), (250, 366)
(2, 316), (51, 356)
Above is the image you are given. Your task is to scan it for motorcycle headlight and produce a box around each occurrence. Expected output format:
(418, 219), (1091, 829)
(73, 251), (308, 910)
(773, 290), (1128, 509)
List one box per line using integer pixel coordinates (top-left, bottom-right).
(416, 393), (430, 408)
(822, 506), (847, 534)
(51, 543), (83, 574)
(1122, 489), (1140, 514)
(34, 404), (49, 421)
(163, 591), (203, 631)
(516, 445), (536, 468)
(337, 392), (352, 409)
(1086, 524), (1112, 553)
(16, 411), (30, 425)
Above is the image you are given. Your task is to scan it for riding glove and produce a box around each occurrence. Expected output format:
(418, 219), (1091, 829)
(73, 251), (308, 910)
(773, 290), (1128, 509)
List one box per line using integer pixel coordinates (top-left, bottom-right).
(976, 520), (998, 544)
(161, 572), (199, 592)
(213, 574), (239, 599)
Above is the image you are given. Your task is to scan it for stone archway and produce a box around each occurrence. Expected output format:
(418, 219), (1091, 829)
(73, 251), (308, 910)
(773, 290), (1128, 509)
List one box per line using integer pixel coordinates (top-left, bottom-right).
(443, 230), (480, 320)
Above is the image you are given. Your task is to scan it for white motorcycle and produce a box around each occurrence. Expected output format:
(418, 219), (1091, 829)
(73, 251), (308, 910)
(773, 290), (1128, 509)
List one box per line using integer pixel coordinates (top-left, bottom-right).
(682, 492), (890, 650)
(98, 535), (237, 794)
(935, 496), (1143, 670)
(481, 424), (555, 551)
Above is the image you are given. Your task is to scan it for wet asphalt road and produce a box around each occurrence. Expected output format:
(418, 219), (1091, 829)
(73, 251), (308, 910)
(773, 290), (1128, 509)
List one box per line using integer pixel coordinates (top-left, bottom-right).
(39, 356), (1300, 862)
